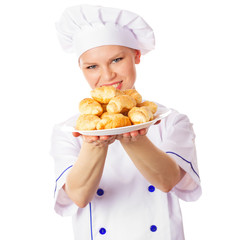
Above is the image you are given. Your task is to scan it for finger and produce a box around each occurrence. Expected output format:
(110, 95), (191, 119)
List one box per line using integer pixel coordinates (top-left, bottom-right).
(130, 130), (139, 138)
(83, 135), (99, 142)
(100, 135), (114, 141)
(139, 128), (148, 136)
(94, 137), (115, 147)
(129, 131), (139, 142)
(122, 132), (131, 138)
(121, 132), (131, 142)
(72, 132), (81, 137)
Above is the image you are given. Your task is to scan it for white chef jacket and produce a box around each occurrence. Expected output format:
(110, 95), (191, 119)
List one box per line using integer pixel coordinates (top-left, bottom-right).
(50, 106), (201, 240)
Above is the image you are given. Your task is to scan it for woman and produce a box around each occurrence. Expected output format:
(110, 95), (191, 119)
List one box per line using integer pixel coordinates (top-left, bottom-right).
(51, 4), (201, 239)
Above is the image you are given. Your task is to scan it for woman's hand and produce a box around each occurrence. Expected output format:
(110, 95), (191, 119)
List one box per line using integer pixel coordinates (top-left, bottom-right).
(117, 128), (148, 142)
(116, 120), (161, 142)
(72, 132), (116, 147)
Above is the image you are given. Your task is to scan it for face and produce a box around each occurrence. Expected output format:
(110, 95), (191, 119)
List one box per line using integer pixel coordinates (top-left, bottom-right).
(79, 45), (141, 90)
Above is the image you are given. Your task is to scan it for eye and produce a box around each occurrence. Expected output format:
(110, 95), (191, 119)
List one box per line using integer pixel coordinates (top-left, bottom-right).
(112, 58), (123, 63)
(87, 65), (97, 69)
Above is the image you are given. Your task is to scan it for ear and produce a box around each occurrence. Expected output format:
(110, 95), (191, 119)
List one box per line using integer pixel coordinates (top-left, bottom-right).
(134, 50), (141, 64)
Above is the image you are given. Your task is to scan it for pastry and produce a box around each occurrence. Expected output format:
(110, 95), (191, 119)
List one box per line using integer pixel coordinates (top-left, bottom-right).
(100, 111), (111, 119)
(78, 98), (103, 116)
(124, 89), (142, 104)
(97, 113), (131, 130)
(75, 114), (101, 130)
(137, 101), (158, 114)
(128, 106), (153, 125)
(101, 103), (108, 112)
(107, 95), (137, 113)
(91, 86), (123, 104)
(76, 86), (158, 131)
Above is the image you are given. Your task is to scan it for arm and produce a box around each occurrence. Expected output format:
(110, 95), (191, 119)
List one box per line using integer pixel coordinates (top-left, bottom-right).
(64, 135), (115, 208)
(119, 130), (186, 192)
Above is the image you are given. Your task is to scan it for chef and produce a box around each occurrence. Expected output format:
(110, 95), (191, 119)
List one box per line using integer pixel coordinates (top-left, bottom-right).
(50, 4), (201, 240)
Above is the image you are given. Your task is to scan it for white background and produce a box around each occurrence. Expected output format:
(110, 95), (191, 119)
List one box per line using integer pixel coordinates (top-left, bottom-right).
(0, 0), (239, 239)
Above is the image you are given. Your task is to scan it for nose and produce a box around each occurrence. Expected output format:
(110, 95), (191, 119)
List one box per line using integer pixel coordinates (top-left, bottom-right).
(101, 66), (116, 82)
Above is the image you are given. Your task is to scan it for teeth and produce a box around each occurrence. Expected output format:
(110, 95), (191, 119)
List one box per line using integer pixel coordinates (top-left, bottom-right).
(101, 82), (122, 88)
(112, 81), (122, 88)
(112, 83), (119, 88)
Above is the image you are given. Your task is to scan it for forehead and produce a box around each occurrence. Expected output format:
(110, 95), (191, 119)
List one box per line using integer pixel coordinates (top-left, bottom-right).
(79, 45), (134, 63)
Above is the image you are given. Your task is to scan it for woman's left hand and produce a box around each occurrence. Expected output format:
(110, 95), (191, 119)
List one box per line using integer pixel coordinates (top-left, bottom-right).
(117, 119), (161, 142)
(117, 128), (148, 142)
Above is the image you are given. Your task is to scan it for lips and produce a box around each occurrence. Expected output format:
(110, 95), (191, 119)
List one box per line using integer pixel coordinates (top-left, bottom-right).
(101, 81), (123, 89)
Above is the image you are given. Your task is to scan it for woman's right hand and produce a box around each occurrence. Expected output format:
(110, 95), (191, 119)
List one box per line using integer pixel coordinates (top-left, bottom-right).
(72, 132), (116, 147)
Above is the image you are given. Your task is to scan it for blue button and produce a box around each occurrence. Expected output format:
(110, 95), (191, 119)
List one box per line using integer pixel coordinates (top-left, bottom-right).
(150, 225), (157, 232)
(99, 227), (106, 235)
(97, 188), (104, 196)
(148, 185), (155, 192)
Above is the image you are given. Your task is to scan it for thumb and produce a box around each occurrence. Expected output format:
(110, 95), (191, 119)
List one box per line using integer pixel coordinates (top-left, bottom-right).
(72, 132), (81, 137)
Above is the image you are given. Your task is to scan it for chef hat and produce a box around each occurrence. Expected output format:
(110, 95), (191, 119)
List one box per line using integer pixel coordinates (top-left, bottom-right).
(55, 5), (155, 57)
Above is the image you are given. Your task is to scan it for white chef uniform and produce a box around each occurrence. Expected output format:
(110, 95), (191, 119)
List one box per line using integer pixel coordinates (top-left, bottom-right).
(50, 106), (201, 240)
(52, 5), (201, 239)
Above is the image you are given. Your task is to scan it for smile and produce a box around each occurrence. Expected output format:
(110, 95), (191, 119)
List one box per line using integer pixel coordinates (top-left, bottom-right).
(101, 81), (123, 89)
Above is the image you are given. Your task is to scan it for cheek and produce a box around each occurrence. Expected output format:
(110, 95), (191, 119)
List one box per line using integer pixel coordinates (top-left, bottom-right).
(119, 60), (136, 77)
(125, 65), (136, 83)
(122, 70), (136, 89)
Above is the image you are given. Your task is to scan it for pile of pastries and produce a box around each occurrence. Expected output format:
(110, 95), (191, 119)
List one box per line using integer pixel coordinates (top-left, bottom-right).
(75, 86), (158, 131)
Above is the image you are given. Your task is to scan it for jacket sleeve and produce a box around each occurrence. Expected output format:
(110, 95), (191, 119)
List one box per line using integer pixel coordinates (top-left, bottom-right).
(160, 111), (202, 202)
(50, 123), (80, 216)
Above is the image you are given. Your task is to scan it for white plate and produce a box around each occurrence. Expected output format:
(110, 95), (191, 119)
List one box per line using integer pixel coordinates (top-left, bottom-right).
(61, 105), (171, 136)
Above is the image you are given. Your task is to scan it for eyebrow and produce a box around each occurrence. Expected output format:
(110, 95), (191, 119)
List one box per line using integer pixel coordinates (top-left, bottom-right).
(80, 51), (125, 66)
(81, 61), (97, 66)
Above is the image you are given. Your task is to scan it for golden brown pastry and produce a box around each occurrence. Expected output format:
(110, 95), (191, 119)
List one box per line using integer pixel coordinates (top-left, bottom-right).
(78, 98), (103, 116)
(107, 95), (137, 114)
(128, 106), (153, 125)
(75, 114), (101, 130)
(100, 111), (111, 119)
(137, 101), (158, 114)
(91, 86), (123, 104)
(101, 103), (108, 112)
(124, 89), (142, 104)
(76, 86), (158, 131)
(97, 113), (131, 130)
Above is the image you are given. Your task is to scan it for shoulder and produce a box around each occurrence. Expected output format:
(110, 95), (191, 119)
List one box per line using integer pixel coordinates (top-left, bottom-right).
(150, 103), (195, 140)
(158, 103), (192, 129)
(156, 103), (191, 126)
